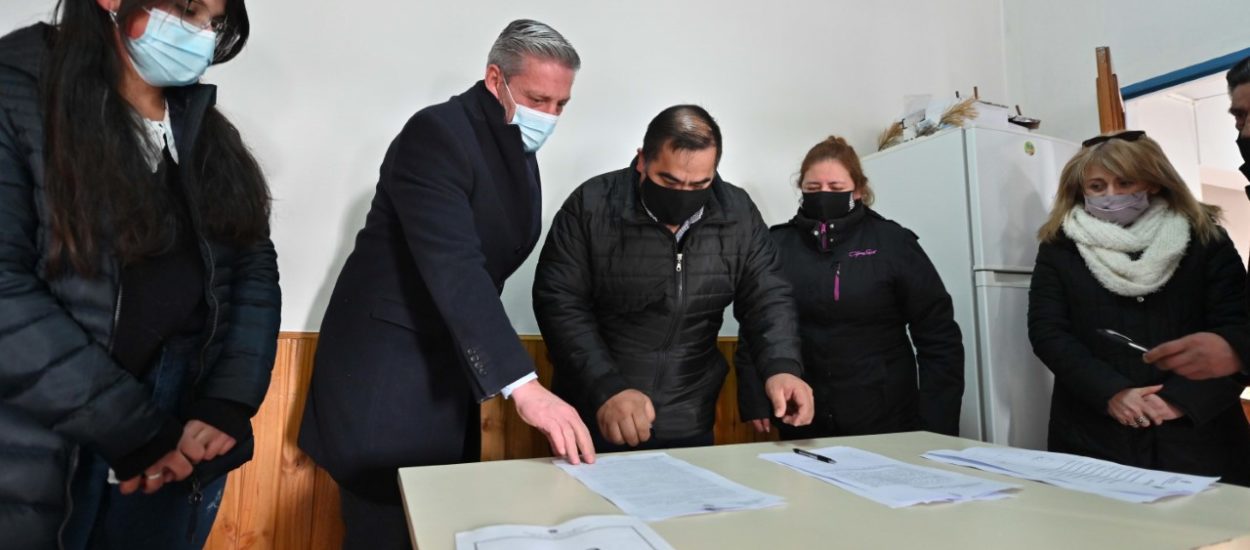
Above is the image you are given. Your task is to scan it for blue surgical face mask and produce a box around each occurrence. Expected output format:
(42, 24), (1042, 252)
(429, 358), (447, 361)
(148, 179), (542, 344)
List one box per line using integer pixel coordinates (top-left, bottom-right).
(502, 79), (559, 153)
(118, 9), (217, 87)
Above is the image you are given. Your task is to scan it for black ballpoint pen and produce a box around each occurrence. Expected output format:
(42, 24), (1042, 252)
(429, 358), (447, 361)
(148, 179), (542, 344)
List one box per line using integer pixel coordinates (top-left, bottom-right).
(793, 448), (837, 464)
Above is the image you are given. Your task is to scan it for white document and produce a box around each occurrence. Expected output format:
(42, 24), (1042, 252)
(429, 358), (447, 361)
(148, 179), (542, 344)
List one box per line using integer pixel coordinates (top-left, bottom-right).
(759, 446), (1019, 508)
(923, 447), (1220, 503)
(554, 453), (784, 521)
(454, 515), (674, 550)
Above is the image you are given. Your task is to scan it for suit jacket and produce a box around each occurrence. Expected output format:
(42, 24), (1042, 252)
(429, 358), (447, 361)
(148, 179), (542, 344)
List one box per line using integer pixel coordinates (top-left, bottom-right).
(299, 81), (540, 498)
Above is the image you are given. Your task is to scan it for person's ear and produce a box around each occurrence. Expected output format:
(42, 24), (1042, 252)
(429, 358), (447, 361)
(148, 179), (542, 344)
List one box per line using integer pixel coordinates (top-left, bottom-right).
(95, 0), (120, 12)
(634, 149), (645, 176)
(484, 64), (504, 98)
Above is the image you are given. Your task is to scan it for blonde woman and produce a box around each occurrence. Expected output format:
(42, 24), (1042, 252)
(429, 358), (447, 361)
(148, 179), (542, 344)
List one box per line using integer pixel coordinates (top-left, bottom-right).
(1028, 130), (1250, 485)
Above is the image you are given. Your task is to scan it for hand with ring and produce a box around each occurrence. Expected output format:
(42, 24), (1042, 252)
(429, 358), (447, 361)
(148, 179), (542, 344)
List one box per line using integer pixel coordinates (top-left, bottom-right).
(1106, 385), (1164, 429)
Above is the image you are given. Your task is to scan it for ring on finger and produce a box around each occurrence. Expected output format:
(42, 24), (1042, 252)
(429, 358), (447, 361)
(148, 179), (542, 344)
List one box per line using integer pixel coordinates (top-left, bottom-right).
(145, 472), (163, 480)
(1136, 416), (1149, 426)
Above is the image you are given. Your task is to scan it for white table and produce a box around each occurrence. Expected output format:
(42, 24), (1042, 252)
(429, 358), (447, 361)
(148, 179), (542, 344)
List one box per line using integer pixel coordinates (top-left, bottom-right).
(398, 431), (1250, 549)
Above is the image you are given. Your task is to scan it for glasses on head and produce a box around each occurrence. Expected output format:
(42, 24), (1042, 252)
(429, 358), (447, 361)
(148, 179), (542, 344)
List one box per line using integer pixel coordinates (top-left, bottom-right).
(1081, 130), (1145, 148)
(154, 0), (226, 33)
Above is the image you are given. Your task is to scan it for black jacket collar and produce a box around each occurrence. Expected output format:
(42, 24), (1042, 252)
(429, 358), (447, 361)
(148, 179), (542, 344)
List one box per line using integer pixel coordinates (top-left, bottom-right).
(787, 205), (872, 252)
(459, 80), (536, 189)
(0, 23), (48, 80)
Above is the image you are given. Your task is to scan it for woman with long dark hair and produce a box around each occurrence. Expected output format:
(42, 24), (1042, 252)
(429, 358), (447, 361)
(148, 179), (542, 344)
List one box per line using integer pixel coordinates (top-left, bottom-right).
(0, 1), (279, 547)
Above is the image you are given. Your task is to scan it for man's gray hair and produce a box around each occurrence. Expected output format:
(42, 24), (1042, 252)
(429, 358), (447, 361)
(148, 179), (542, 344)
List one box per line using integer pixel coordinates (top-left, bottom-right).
(487, 19), (580, 78)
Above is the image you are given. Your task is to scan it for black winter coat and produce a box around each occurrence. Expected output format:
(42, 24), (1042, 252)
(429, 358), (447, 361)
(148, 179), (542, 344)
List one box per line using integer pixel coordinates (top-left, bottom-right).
(533, 160), (803, 441)
(1028, 227), (1250, 485)
(299, 82), (542, 499)
(736, 208), (964, 437)
(0, 25), (281, 548)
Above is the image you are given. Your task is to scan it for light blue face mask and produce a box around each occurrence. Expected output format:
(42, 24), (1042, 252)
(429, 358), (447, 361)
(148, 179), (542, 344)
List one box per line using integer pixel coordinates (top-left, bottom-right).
(119, 9), (217, 87)
(502, 79), (559, 153)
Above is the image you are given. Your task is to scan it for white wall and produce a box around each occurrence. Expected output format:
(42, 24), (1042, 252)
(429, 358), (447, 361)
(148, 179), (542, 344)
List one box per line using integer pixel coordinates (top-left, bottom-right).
(1124, 93), (1203, 199)
(1204, 185), (1250, 263)
(1003, 0), (1250, 144)
(1195, 93), (1243, 172)
(2, 1), (1008, 333)
(1123, 73), (1248, 259)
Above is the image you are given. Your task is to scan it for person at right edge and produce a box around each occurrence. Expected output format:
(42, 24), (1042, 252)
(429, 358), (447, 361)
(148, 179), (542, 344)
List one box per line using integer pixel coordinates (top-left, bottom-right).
(1146, 56), (1250, 382)
(1028, 130), (1250, 486)
(735, 136), (965, 438)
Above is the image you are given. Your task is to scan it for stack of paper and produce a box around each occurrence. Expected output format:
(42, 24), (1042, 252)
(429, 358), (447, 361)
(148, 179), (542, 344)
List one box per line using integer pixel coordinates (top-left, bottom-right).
(759, 446), (1019, 508)
(923, 447), (1220, 503)
(455, 515), (674, 550)
(555, 453), (784, 521)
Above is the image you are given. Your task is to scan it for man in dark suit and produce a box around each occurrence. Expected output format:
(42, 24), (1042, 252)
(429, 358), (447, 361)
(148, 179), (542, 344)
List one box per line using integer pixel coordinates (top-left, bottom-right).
(298, 20), (594, 549)
(1145, 56), (1250, 381)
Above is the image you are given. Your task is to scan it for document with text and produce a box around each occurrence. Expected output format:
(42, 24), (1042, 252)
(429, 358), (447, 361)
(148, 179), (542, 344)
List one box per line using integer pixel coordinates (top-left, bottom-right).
(923, 447), (1219, 503)
(555, 453), (784, 521)
(760, 446), (1019, 508)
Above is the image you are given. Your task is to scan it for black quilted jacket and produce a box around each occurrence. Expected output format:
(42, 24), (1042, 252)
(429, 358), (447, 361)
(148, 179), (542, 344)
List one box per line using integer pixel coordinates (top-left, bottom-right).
(0, 24), (281, 547)
(534, 159), (802, 440)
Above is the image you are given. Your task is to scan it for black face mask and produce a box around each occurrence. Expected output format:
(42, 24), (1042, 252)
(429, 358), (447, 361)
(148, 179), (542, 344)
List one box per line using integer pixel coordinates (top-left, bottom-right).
(641, 176), (712, 225)
(800, 191), (857, 221)
(1239, 137), (1250, 201)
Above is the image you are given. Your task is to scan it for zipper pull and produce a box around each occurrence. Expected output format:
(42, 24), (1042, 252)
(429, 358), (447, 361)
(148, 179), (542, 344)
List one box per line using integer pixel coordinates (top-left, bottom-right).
(834, 262), (842, 302)
(676, 253), (683, 273)
(186, 476), (203, 542)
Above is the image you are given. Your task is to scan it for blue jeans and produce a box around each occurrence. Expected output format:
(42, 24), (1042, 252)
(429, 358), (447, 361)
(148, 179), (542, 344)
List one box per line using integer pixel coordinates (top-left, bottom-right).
(63, 337), (228, 550)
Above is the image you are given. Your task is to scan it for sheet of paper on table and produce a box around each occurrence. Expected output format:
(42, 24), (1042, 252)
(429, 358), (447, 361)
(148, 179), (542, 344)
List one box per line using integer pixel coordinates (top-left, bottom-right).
(454, 515), (674, 550)
(554, 452), (784, 521)
(923, 447), (1219, 503)
(760, 446), (1019, 508)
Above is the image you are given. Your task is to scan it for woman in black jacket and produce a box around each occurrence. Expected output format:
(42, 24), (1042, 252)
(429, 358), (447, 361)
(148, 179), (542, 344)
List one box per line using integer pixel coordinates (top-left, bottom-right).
(737, 136), (964, 438)
(0, 1), (279, 548)
(1028, 130), (1250, 485)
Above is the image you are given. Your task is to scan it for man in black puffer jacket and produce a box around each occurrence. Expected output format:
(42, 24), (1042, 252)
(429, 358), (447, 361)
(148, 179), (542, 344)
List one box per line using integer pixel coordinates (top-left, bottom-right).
(533, 105), (813, 450)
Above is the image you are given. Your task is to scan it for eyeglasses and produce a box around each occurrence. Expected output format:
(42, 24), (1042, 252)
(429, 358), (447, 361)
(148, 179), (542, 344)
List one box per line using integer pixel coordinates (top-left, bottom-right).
(158, 0), (226, 33)
(1081, 130), (1146, 148)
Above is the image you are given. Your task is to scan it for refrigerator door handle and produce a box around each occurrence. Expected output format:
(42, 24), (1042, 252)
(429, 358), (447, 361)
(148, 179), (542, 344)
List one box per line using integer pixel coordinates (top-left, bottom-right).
(975, 271), (1033, 288)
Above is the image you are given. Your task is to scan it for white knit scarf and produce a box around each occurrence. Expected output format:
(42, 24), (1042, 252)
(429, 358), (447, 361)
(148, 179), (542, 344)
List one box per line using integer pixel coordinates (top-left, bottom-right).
(1060, 199), (1190, 297)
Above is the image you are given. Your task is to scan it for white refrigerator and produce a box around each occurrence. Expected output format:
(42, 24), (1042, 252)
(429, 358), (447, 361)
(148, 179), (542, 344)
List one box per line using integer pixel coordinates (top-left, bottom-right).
(860, 126), (1079, 449)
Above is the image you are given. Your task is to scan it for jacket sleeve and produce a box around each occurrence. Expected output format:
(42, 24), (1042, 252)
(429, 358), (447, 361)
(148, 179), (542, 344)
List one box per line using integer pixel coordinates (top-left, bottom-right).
(533, 191), (631, 414)
(731, 335), (774, 422)
(1157, 232), (1249, 426)
(0, 87), (179, 475)
(897, 235), (964, 436)
(382, 112), (532, 400)
(187, 234), (281, 439)
(732, 200), (803, 380)
(1028, 241), (1135, 411)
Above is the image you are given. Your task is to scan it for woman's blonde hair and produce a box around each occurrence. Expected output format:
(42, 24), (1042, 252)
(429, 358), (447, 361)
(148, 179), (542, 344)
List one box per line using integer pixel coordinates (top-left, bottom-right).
(797, 136), (876, 206)
(1037, 132), (1223, 243)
